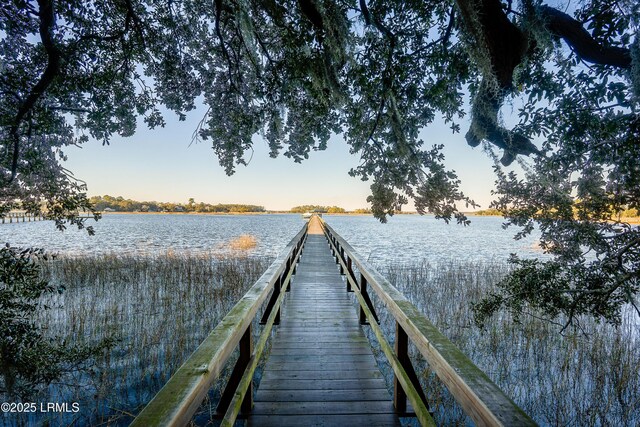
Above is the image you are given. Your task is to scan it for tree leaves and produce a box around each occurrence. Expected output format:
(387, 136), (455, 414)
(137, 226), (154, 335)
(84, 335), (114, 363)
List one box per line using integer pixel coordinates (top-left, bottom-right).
(0, 245), (115, 398)
(1, 1), (639, 324)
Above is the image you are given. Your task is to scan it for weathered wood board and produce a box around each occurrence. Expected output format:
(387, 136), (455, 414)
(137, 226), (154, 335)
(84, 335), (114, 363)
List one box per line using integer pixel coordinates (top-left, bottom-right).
(248, 224), (400, 426)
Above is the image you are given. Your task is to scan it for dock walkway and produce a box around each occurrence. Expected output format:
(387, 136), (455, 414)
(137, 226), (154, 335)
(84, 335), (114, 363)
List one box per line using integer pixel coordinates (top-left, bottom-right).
(133, 215), (535, 427)
(249, 218), (400, 426)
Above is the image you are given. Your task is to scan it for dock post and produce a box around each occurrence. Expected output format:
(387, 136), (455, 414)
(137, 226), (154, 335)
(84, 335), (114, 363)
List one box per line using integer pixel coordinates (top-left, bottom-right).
(260, 273), (282, 325)
(359, 274), (379, 324)
(215, 325), (253, 418)
(346, 257), (353, 292)
(394, 321), (430, 417)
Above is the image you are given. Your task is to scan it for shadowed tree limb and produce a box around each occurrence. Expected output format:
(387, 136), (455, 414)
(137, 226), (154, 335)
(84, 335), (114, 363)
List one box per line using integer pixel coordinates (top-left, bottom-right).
(456, 0), (528, 89)
(466, 82), (541, 166)
(7, 0), (61, 184)
(456, 0), (632, 165)
(298, 0), (324, 31)
(539, 5), (631, 69)
(456, 0), (536, 165)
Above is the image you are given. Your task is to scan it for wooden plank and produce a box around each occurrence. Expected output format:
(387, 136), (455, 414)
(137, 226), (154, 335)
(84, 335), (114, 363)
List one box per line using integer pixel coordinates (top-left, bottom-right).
(252, 401), (397, 415)
(256, 379), (389, 391)
(284, 307), (356, 310)
(284, 309), (355, 312)
(274, 331), (364, 336)
(261, 369), (383, 381)
(265, 354), (378, 363)
(269, 346), (373, 356)
(248, 414), (400, 427)
(271, 336), (368, 344)
(270, 338), (370, 346)
(281, 316), (360, 321)
(275, 328), (360, 333)
(272, 322), (361, 329)
(322, 220), (537, 427)
(255, 389), (392, 402)
(264, 361), (378, 371)
(283, 312), (356, 316)
(275, 327), (361, 333)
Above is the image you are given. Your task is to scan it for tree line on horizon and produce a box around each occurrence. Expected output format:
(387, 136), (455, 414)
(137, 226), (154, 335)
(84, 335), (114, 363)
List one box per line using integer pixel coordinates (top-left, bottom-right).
(472, 207), (640, 218)
(88, 197), (378, 214)
(89, 195), (265, 213)
(289, 205), (346, 213)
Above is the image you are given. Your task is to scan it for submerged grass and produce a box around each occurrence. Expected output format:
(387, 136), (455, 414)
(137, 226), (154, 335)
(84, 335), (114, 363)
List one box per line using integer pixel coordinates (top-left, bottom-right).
(11, 252), (272, 426)
(365, 260), (640, 426)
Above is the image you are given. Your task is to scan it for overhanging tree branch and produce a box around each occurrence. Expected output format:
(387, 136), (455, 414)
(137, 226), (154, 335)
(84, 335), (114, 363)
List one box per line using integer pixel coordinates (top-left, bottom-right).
(7, 0), (61, 184)
(457, 0), (632, 166)
(456, 0), (538, 165)
(539, 5), (631, 69)
(456, 0), (528, 89)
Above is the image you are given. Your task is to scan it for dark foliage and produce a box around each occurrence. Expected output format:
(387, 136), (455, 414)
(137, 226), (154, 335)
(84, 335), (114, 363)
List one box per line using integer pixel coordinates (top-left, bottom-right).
(0, 245), (114, 398)
(1, 0), (639, 324)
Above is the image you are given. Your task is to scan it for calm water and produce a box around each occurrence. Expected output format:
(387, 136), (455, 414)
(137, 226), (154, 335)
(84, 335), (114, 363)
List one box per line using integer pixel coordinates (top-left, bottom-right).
(328, 214), (542, 264)
(0, 213), (542, 263)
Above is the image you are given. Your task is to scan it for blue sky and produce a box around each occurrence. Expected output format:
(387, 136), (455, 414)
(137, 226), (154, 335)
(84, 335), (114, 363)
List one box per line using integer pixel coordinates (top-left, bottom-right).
(65, 106), (499, 211)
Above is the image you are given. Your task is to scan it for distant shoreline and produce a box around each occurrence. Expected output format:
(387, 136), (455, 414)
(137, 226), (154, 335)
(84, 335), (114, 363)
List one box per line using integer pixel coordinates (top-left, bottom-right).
(463, 211), (640, 224)
(100, 211), (272, 215)
(98, 211), (640, 223)
(98, 211), (380, 216)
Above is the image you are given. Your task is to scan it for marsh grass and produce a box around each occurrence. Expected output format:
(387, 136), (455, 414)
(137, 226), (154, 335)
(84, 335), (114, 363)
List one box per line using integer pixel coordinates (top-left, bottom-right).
(6, 252), (638, 426)
(226, 235), (258, 252)
(9, 252), (272, 426)
(360, 260), (640, 426)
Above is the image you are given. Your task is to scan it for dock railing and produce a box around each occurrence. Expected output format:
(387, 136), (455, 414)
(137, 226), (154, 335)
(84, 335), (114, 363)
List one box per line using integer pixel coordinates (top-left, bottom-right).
(133, 215), (536, 426)
(1, 212), (46, 223)
(132, 222), (308, 427)
(319, 217), (536, 427)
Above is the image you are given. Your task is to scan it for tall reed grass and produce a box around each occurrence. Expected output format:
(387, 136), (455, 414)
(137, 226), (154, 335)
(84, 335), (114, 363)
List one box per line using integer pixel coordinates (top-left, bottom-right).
(6, 252), (638, 426)
(365, 260), (640, 426)
(10, 252), (271, 426)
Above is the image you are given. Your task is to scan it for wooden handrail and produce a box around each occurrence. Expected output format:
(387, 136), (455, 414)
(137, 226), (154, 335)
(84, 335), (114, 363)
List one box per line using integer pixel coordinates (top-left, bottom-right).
(321, 219), (434, 425)
(319, 217), (537, 427)
(132, 223), (308, 426)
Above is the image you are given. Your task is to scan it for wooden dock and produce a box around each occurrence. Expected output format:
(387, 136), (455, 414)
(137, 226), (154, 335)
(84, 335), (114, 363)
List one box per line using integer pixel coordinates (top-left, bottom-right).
(249, 219), (400, 426)
(133, 215), (536, 427)
(1, 212), (45, 223)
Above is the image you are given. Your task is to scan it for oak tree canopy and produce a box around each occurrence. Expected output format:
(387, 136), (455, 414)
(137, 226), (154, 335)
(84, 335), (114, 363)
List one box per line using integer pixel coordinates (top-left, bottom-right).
(1, 0), (639, 325)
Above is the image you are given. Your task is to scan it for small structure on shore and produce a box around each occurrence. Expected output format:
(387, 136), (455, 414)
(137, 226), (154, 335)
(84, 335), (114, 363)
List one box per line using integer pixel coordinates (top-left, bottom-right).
(302, 208), (324, 219)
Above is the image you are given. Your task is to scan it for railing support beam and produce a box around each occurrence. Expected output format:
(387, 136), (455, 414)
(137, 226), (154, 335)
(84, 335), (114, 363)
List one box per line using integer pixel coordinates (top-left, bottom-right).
(394, 321), (430, 416)
(260, 274), (282, 325)
(359, 274), (379, 325)
(215, 325), (253, 418)
(285, 257), (292, 292)
(346, 258), (354, 292)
